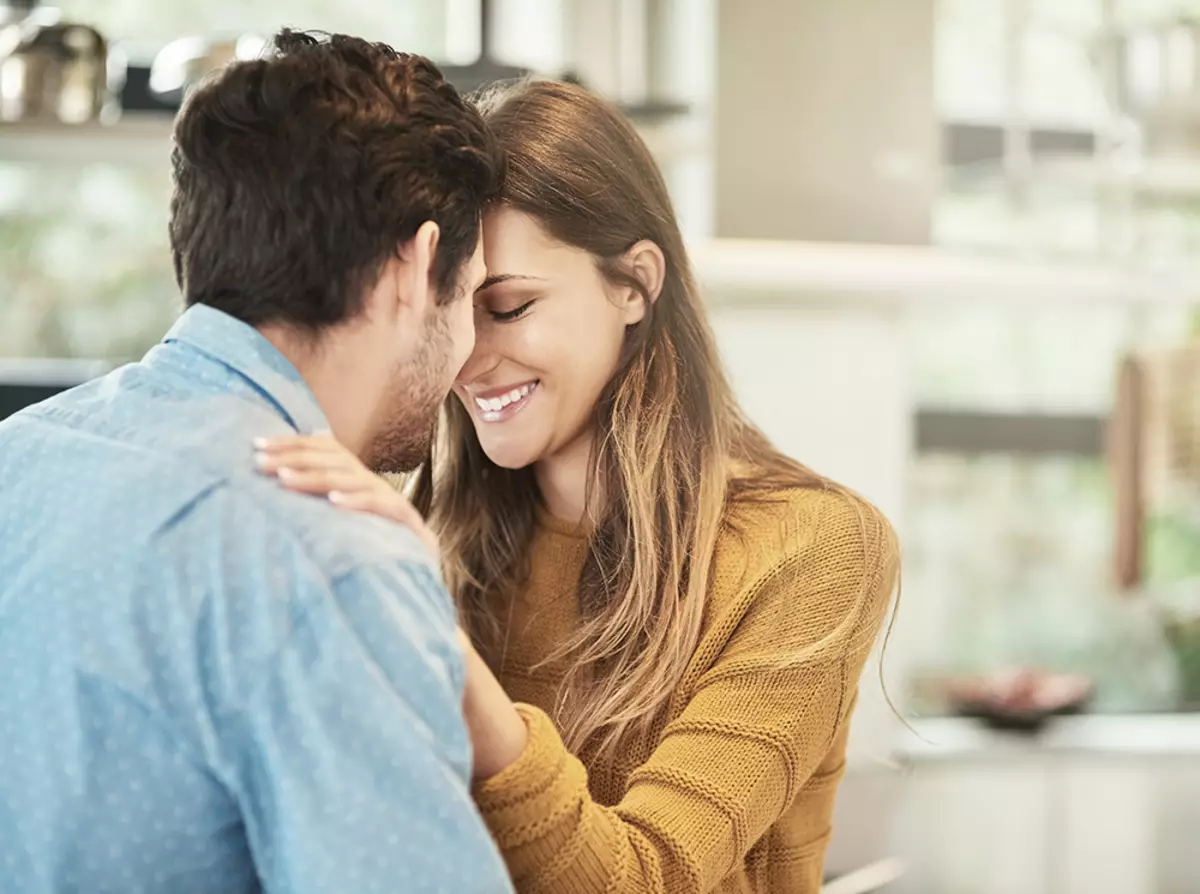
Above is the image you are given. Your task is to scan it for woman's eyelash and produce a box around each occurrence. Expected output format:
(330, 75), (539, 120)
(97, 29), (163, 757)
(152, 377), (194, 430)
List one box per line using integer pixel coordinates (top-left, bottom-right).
(490, 300), (535, 322)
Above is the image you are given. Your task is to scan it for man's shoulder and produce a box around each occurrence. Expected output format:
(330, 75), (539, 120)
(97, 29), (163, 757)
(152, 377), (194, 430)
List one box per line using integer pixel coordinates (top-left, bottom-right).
(0, 368), (440, 606)
(195, 478), (439, 587)
(120, 466), (454, 702)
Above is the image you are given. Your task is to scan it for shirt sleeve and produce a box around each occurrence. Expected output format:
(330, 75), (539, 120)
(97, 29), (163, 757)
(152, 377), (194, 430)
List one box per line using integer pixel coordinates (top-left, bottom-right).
(473, 498), (899, 894)
(219, 560), (514, 894)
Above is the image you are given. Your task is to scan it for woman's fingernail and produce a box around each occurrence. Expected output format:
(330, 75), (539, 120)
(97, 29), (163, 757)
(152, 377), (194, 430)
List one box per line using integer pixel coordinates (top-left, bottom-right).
(254, 452), (271, 469)
(328, 491), (347, 504)
(277, 467), (298, 481)
(252, 437), (270, 449)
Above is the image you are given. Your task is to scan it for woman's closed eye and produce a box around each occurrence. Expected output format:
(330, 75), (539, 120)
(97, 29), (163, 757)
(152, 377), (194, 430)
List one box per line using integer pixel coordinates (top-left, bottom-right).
(488, 300), (535, 323)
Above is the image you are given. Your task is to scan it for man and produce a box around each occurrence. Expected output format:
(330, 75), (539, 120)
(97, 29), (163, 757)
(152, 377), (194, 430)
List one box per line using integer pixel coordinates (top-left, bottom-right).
(0, 30), (512, 894)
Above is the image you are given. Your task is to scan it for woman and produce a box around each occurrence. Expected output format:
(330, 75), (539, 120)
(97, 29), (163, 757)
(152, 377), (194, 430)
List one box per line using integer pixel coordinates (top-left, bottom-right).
(257, 79), (899, 894)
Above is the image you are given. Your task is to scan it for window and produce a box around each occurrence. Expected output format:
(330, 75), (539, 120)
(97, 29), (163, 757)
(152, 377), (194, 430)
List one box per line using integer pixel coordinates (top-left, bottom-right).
(917, 0), (1200, 714)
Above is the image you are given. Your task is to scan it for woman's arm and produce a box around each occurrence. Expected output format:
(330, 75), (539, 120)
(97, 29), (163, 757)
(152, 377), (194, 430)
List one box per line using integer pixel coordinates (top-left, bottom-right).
(471, 497), (899, 894)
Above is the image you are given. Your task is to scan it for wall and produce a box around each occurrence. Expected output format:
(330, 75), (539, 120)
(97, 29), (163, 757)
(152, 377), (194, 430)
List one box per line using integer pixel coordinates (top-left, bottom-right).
(715, 0), (939, 244)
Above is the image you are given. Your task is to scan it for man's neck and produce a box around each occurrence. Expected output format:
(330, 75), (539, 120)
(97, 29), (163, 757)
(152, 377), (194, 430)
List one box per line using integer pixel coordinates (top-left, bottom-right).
(258, 322), (377, 456)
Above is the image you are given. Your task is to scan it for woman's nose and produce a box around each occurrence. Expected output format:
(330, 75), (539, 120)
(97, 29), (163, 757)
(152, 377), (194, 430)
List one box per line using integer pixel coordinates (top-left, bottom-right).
(455, 337), (502, 387)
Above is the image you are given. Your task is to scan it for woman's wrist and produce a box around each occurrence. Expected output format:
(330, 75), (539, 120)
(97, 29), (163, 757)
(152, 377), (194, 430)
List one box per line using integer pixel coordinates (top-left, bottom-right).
(466, 698), (528, 780)
(461, 640), (529, 779)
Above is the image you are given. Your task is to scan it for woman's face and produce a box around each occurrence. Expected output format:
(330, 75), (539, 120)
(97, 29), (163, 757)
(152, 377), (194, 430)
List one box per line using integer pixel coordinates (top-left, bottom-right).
(453, 207), (645, 470)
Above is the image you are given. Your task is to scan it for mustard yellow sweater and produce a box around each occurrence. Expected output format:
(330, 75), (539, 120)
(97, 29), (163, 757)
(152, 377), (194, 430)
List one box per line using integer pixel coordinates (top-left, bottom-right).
(474, 485), (899, 894)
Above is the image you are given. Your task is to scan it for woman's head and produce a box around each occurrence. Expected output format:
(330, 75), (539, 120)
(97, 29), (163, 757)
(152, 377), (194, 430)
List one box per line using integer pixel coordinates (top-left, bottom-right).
(416, 79), (816, 758)
(453, 205), (660, 475)
(453, 80), (694, 481)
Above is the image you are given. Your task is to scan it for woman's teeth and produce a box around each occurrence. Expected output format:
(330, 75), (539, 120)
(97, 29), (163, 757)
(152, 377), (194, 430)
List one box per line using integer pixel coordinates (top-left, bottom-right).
(474, 382), (536, 413)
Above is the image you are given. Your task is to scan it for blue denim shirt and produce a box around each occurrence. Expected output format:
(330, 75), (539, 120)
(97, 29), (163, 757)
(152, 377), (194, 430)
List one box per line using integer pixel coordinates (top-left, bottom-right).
(0, 304), (512, 894)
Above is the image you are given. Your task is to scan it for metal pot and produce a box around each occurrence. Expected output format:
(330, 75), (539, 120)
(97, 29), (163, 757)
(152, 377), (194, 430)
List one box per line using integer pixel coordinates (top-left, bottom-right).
(149, 34), (267, 105)
(0, 6), (110, 124)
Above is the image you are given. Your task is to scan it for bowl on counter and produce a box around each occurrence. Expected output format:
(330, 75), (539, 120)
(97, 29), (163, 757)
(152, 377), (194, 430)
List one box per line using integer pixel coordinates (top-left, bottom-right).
(946, 667), (1095, 733)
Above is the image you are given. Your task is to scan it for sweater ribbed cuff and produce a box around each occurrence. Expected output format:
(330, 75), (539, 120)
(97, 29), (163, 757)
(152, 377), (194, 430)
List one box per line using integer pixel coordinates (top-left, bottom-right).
(473, 704), (603, 885)
(474, 704), (567, 818)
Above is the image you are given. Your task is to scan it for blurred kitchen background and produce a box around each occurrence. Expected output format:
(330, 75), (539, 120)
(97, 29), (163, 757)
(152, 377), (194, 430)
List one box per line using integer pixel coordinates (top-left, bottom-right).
(3, 0), (1200, 891)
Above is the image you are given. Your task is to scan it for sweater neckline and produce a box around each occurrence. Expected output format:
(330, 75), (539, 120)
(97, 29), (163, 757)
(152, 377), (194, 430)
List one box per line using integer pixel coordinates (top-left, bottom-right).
(534, 503), (589, 540)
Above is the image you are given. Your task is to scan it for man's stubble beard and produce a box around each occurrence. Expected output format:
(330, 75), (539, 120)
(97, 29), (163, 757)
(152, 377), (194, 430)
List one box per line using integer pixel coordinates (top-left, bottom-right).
(363, 308), (453, 475)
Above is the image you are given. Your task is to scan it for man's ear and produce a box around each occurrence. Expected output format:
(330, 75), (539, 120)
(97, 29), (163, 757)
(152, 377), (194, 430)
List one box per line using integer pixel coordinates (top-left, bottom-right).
(395, 221), (441, 318)
(619, 239), (666, 325)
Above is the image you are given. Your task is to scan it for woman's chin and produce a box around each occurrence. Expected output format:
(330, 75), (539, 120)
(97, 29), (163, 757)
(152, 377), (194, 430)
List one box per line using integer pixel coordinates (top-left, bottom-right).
(478, 438), (542, 472)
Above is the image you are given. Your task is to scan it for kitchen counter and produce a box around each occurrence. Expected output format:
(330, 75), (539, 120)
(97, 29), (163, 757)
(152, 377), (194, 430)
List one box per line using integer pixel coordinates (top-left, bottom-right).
(896, 712), (1200, 763)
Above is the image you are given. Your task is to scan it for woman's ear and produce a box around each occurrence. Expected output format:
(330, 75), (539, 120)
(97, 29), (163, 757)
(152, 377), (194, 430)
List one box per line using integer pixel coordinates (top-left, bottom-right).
(620, 240), (666, 325)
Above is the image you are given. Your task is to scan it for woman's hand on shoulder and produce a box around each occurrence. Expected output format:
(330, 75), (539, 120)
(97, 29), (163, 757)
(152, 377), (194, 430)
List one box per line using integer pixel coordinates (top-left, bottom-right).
(253, 432), (439, 557)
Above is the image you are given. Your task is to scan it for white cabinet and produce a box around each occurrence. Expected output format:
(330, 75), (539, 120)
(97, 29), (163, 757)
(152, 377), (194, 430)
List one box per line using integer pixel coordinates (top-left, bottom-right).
(857, 716), (1200, 894)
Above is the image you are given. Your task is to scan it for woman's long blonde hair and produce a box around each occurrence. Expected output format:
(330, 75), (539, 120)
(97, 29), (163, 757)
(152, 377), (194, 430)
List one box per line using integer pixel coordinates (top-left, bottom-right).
(412, 79), (821, 760)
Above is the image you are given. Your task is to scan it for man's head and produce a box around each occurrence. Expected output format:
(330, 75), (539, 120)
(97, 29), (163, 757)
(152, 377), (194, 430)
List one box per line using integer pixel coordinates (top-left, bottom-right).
(169, 29), (502, 471)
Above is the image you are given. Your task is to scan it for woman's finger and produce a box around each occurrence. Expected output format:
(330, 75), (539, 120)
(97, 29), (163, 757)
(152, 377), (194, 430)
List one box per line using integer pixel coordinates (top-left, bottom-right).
(253, 434), (340, 455)
(327, 490), (399, 514)
(255, 448), (354, 474)
(328, 491), (439, 549)
(274, 466), (374, 496)
(330, 489), (417, 524)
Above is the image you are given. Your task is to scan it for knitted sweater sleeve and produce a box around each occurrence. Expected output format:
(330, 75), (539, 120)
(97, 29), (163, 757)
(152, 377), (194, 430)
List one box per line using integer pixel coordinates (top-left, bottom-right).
(472, 493), (900, 894)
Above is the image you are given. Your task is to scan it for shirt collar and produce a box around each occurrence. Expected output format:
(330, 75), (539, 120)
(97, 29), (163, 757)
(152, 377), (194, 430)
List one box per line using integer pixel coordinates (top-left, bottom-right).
(161, 303), (330, 435)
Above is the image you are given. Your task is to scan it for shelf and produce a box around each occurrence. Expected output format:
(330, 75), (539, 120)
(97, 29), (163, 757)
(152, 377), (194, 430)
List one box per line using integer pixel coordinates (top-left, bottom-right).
(0, 114), (175, 167)
(0, 358), (111, 385)
(0, 110), (704, 169)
